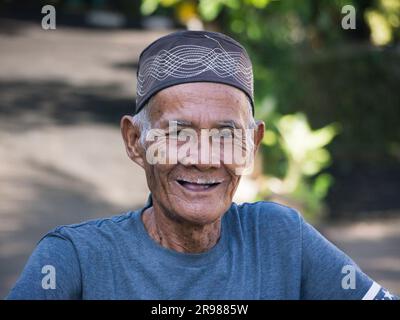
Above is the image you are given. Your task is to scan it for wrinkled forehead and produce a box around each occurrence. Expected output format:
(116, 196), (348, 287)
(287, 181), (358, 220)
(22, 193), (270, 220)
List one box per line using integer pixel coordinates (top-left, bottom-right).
(148, 82), (252, 128)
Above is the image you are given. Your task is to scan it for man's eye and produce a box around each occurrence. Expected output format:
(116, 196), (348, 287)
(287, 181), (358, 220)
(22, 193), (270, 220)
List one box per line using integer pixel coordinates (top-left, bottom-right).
(166, 128), (187, 138)
(219, 129), (234, 138)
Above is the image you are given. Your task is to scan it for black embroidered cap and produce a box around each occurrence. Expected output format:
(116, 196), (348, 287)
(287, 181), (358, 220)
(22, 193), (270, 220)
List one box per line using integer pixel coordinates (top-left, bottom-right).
(135, 30), (254, 115)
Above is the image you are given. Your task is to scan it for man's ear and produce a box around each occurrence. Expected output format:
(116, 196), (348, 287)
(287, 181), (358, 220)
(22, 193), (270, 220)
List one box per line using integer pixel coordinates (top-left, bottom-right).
(253, 120), (265, 155)
(121, 115), (146, 169)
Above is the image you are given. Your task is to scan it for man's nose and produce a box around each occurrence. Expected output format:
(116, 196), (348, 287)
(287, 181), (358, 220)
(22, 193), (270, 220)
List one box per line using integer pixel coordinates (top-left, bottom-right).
(178, 137), (222, 170)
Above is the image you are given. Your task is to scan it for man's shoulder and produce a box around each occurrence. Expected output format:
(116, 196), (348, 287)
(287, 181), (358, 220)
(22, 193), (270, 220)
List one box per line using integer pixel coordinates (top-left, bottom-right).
(234, 200), (301, 220)
(230, 200), (302, 233)
(42, 210), (140, 244)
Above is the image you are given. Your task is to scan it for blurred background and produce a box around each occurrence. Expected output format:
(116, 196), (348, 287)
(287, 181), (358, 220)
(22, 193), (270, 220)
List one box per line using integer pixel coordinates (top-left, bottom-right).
(0, 0), (399, 297)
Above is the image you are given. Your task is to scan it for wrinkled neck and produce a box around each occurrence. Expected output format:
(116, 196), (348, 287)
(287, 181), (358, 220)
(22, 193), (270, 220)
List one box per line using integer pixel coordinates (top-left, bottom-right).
(141, 206), (222, 254)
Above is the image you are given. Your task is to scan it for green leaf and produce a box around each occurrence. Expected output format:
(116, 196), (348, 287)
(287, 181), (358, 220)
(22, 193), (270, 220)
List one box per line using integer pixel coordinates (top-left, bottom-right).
(141, 0), (160, 15)
(199, 0), (223, 21)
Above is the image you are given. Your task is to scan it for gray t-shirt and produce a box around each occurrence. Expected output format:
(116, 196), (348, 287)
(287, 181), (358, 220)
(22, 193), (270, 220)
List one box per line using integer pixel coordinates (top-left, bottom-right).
(6, 195), (398, 300)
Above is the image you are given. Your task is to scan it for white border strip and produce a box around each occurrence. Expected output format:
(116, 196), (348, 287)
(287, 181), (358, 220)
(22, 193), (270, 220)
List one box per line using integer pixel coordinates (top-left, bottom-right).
(362, 281), (382, 300)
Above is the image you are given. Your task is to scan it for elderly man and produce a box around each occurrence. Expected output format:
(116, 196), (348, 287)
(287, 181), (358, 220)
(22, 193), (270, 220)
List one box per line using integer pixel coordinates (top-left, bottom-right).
(7, 31), (398, 300)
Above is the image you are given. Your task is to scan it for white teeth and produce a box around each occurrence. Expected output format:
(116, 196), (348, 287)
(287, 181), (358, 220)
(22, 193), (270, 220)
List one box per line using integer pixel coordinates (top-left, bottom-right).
(196, 178), (207, 184)
(177, 178), (222, 185)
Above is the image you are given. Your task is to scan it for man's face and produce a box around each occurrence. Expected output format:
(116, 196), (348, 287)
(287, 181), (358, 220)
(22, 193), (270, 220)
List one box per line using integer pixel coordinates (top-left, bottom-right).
(123, 82), (263, 225)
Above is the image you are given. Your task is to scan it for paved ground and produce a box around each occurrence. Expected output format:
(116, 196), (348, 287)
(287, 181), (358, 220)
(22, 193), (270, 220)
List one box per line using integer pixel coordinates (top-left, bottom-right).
(0, 19), (399, 298)
(322, 218), (400, 294)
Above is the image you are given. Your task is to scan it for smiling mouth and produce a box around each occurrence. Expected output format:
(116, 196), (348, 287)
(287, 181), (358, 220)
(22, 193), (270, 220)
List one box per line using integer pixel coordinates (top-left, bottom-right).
(176, 179), (222, 192)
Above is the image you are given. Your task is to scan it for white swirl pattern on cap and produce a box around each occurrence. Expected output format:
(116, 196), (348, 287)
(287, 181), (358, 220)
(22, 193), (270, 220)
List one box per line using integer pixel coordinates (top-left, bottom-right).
(137, 43), (253, 98)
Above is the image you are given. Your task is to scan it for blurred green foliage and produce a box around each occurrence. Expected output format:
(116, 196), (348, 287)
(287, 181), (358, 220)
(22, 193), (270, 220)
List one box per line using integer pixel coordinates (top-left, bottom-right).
(140, 0), (400, 219)
(261, 111), (339, 220)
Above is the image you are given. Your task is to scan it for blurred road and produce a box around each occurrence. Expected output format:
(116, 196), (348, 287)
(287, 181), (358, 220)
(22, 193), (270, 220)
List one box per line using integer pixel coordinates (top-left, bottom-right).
(0, 19), (399, 298)
(322, 218), (400, 295)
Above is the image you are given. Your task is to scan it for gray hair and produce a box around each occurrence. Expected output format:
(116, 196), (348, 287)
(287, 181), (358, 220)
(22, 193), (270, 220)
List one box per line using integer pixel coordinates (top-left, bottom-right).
(131, 100), (152, 147)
